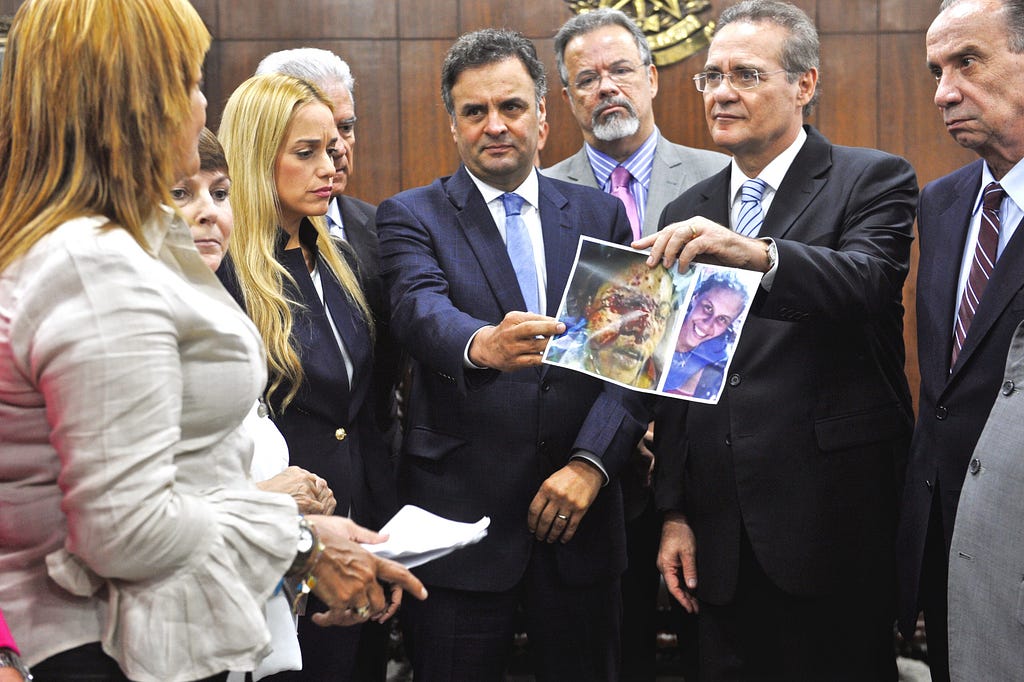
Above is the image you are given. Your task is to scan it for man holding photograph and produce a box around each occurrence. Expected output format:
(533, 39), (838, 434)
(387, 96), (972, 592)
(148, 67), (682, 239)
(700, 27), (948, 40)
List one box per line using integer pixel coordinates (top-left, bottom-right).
(634, 1), (917, 678)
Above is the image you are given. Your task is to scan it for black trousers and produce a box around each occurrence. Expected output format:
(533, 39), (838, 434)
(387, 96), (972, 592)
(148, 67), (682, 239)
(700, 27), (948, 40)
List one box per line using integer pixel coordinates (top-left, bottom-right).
(32, 642), (228, 682)
(401, 542), (621, 682)
(697, 529), (897, 682)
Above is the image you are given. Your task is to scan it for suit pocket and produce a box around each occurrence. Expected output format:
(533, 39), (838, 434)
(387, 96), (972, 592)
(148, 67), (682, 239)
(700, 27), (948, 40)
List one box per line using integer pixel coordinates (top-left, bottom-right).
(814, 404), (909, 452)
(403, 425), (466, 462)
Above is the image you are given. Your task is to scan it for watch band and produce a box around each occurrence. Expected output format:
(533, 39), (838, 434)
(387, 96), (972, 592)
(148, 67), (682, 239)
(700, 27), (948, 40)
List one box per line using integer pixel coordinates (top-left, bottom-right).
(0, 647), (32, 681)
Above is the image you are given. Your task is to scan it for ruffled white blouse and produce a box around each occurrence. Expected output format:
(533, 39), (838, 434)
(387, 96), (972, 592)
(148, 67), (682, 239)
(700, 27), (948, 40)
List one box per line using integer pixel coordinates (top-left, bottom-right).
(0, 210), (299, 681)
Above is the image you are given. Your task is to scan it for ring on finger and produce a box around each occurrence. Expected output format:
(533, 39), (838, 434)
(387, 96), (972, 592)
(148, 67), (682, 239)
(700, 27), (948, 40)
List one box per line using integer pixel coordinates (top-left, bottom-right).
(689, 225), (698, 240)
(556, 513), (569, 521)
(355, 604), (371, 618)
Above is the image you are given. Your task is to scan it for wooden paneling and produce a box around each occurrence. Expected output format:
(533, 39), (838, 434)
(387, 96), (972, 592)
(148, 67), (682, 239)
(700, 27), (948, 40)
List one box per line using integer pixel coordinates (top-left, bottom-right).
(460, 0), (572, 36)
(816, 0), (876, 33)
(217, 0), (397, 40)
(398, 40), (461, 191)
(816, 34), (878, 149)
(880, 0), (939, 33)
(397, 0), (458, 38)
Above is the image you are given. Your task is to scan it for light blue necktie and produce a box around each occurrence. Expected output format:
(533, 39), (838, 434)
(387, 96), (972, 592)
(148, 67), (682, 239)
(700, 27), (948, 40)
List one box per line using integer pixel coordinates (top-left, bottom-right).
(736, 178), (768, 237)
(501, 192), (540, 314)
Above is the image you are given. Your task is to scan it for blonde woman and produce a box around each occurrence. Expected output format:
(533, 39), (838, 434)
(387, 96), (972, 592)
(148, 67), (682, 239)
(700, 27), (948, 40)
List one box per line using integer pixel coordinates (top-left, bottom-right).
(219, 74), (400, 681)
(0, 3), (424, 681)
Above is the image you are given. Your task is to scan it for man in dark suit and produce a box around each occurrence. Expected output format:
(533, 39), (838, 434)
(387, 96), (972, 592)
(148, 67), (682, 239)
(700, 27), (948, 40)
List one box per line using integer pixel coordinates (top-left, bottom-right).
(543, 11), (728, 679)
(376, 28), (647, 682)
(634, 2), (917, 678)
(895, 2), (1024, 680)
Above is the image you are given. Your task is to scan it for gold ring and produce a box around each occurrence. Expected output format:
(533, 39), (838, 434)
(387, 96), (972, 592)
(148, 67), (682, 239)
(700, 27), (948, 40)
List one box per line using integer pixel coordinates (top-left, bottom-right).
(355, 604), (371, 618)
(689, 225), (698, 240)
(556, 513), (569, 521)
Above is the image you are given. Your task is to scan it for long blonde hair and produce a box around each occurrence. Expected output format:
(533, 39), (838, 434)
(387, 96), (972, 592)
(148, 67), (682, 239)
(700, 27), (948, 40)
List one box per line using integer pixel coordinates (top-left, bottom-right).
(219, 73), (373, 411)
(0, 0), (210, 270)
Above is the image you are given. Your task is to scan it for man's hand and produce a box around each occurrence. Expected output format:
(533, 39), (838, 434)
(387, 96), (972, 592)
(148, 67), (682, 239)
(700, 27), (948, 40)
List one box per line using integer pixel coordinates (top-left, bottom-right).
(633, 217), (771, 273)
(527, 459), (603, 543)
(258, 466), (336, 515)
(469, 311), (565, 372)
(657, 511), (699, 613)
(304, 515), (427, 627)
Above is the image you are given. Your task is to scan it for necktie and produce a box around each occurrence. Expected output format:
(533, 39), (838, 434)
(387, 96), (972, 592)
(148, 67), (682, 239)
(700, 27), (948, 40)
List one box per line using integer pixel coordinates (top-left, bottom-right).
(736, 178), (768, 237)
(610, 166), (641, 240)
(501, 192), (540, 314)
(327, 212), (346, 241)
(952, 182), (1006, 366)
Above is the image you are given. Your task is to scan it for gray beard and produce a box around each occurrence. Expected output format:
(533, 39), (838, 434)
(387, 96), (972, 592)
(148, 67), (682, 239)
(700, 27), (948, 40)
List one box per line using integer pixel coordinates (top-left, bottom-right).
(592, 110), (640, 142)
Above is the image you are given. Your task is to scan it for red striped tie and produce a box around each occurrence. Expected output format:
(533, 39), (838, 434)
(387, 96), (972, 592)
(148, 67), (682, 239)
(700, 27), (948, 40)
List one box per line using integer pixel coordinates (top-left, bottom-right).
(952, 182), (1006, 366)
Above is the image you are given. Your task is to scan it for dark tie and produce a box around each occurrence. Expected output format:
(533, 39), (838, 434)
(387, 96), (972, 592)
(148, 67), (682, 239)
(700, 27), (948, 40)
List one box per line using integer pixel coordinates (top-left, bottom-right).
(501, 192), (540, 314)
(610, 166), (641, 240)
(952, 182), (1006, 366)
(736, 178), (768, 237)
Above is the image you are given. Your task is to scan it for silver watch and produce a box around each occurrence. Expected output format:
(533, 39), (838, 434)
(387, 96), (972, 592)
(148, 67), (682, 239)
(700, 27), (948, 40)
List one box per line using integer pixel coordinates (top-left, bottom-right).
(0, 648), (32, 681)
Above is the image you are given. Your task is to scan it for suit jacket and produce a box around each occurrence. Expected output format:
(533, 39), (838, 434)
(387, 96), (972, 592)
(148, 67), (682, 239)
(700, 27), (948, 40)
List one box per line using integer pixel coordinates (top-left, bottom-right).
(896, 159), (1024, 636)
(219, 220), (397, 529)
(334, 195), (403, 447)
(946, 320), (1024, 679)
(376, 166), (649, 591)
(543, 134), (730, 237)
(653, 126), (917, 604)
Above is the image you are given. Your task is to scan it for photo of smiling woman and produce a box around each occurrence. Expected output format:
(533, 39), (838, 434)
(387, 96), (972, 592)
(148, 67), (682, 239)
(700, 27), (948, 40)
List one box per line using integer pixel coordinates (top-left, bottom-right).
(662, 270), (750, 400)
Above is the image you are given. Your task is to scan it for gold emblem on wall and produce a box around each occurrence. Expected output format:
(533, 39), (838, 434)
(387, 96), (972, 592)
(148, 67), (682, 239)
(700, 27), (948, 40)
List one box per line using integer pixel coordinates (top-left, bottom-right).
(565, 1), (714, 66)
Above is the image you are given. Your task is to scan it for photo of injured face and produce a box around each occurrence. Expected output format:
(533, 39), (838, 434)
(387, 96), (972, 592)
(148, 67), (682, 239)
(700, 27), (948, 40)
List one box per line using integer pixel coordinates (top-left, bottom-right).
(544, 237), (762, 402)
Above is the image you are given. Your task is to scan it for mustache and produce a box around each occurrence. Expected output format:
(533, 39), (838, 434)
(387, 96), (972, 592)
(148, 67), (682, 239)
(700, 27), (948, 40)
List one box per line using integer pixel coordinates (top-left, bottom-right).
(592, 96), (638, 124)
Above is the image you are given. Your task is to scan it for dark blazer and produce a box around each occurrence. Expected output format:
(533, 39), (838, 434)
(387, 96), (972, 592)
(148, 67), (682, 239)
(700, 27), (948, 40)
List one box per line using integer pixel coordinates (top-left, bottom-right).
(376, 167), (649, 591)
(335, 194), (403, 448)
(219, 219), (397, 529)
(653, 126), (917, 605)
(896, 159), (1024, 636)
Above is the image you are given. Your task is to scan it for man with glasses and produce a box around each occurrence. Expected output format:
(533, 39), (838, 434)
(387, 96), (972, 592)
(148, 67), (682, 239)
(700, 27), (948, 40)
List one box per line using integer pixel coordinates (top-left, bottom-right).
(545, 10), (727, 680)
(634, 1), (917, 678)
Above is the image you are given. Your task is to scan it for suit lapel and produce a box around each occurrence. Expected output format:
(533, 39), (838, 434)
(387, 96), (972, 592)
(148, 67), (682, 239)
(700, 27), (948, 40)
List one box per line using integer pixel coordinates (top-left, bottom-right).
(645, 136), (688, 236)
(562, 149), (600, 189)
(538, 175), (574, 318)
(759, 127), (830, 241)
(448, 167), (532, 316)
(338, 196), (373, 263)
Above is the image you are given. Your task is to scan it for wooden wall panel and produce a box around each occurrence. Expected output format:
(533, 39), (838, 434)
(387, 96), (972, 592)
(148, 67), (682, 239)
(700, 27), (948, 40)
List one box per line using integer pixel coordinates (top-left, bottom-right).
(217, 0), (397, 40)
(397, 0), (458, 38)
(816, 34), (878, 149)
(398, 40), (461, 191)
(816, 0), (876, 32)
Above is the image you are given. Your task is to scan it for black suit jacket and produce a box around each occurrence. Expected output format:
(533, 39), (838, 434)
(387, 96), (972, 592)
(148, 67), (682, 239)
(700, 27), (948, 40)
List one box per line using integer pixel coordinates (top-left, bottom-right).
(896, 159), (1024, 636)
(376, 167), (649, 591)
(654, 126), (917, 604)
(219, 219), (397, 529)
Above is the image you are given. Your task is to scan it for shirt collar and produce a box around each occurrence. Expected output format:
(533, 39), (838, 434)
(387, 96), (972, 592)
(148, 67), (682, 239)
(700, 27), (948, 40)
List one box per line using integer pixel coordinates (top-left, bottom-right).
(730, 126), (807, 203)
(585, 128), (660, 189)
(326, 196), (344, 228)
(975, 160), (1024, 216)
(465, 166), (541, 211)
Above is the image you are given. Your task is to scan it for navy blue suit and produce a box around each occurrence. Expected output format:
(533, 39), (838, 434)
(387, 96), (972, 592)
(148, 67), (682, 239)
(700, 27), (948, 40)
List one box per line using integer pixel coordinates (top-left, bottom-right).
(376, 167), (648, 681)
(220, 219), (396, 682)
(896, 160), (1024, 680)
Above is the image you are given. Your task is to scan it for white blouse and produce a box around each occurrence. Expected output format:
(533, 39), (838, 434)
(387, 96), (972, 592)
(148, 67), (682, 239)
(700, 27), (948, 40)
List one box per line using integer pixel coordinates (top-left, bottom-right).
(0, 211), (299, 681)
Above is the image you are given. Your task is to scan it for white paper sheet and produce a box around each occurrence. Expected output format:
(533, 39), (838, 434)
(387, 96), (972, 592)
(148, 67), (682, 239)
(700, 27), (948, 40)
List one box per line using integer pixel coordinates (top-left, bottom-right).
(362, 504), (490, 568)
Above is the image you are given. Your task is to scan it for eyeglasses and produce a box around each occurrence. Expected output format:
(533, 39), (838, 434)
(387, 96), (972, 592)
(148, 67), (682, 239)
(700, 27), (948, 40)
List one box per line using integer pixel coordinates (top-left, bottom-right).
(337, 116), (357, 137)
(693, 69), (788, 92)
(572, 63), (647, 93)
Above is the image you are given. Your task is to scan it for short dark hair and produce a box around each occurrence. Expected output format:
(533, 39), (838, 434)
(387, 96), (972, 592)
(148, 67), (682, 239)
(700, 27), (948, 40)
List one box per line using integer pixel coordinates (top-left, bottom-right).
(441, 29), (547, 116)
(939, 0), (1024, 52)
(717, 0), (821, 115)
(553, 9), (652, 86)
(198, 127), (228, 175)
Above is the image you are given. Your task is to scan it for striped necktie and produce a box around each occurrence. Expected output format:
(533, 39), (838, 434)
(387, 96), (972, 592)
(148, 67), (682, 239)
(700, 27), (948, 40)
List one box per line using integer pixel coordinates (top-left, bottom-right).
(736, 178), (768, 237)
(952, 182), (1006, 366)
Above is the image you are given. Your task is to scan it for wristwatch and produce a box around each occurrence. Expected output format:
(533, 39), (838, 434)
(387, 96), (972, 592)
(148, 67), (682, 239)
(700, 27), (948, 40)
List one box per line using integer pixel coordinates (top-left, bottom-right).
(288, 516), (317, 576)
(763, 238), (778, 271)
(0, 647), (32, 681)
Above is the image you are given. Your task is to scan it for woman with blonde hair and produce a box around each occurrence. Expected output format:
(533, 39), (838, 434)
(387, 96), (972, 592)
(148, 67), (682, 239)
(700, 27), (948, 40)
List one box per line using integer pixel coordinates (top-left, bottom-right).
(0, 3), (424, 681)
(218, 73), (399, 682)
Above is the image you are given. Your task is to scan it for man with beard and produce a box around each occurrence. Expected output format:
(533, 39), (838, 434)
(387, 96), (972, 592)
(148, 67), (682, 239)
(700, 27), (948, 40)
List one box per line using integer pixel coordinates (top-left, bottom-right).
(545, 10), (727, 678)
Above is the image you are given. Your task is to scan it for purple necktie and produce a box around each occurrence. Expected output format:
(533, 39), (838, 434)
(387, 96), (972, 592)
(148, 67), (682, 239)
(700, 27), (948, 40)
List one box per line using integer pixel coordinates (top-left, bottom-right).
(610, 166), (641, 240)
(952, 181), (1006, 366)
